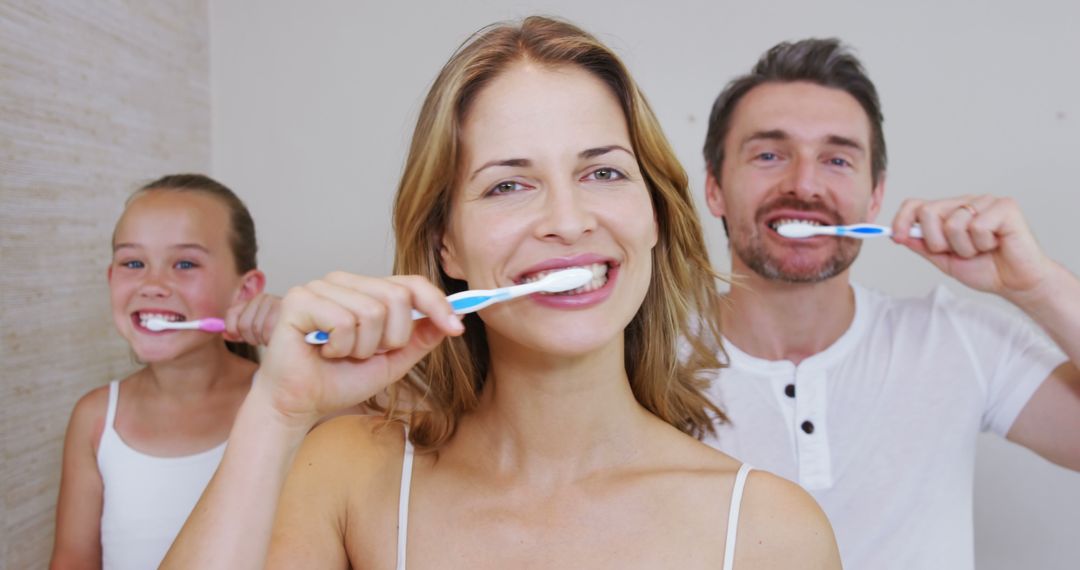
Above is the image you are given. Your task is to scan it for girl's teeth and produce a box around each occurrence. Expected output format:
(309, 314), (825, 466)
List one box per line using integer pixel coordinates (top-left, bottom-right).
(138, 312), (183, 325)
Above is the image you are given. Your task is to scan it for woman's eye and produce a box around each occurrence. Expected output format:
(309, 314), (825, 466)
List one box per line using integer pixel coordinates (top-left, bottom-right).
(120, 260), (144, 269)
(585, 167), (625, 181)
(175, 260), (197, 270)
(488, 180), (528, 196)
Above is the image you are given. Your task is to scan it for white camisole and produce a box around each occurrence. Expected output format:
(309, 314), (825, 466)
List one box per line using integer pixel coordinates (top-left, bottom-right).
(97, 380), (226, 570)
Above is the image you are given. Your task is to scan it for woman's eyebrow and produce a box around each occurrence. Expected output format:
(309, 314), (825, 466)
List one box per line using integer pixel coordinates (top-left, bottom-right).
(469, 158), (531, 181)
(579, 145), (634, 159)
(469, 145), (634, 181)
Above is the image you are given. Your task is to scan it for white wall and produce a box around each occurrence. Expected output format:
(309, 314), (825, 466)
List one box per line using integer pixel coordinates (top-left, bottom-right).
(1, 1), (210, 566)
(210, 1), (1080, 567)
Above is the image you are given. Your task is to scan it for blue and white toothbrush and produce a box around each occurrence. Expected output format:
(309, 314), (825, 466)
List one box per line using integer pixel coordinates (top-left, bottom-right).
(777, 222), (924, 240)
(304, 267), (594, 345)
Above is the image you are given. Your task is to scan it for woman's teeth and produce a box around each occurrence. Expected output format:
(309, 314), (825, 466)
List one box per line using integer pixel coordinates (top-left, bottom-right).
(523, 263), (610, 295)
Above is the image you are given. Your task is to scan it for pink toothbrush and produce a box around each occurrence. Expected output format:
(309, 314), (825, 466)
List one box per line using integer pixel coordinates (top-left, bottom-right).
(143, 317), (226, 333)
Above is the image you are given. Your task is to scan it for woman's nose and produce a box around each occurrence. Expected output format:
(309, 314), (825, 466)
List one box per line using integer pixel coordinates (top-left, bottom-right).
(534, 182), (597, 244)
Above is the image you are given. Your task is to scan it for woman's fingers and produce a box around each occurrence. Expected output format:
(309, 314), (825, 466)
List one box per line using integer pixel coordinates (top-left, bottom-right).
(279, 285), (362, 359)
(257, 272), (468, 424)
(386, 275), (463, 335)
(291, 272), (463, 360)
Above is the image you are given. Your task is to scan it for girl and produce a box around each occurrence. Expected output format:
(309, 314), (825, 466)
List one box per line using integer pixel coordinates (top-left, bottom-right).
(50, 174), (271, 570)
(165, 18), (841, 569)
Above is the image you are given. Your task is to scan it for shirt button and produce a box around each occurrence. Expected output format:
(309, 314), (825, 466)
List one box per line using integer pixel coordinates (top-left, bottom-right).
(784, 384), (796, 398)
(801, 420), (815, 434)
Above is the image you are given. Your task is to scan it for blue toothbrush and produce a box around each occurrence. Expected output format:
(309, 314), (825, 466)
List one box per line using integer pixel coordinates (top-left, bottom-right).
(777, 222), (924, 239)
(303, 267), (594, 345)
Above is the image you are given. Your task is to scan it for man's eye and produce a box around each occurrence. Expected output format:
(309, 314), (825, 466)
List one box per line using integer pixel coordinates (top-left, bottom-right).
(829, 157), (851, 167)
(757, 152), (778, 161)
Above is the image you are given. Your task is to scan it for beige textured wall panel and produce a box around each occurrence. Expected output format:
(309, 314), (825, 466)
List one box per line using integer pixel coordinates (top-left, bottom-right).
(1, 2), (209, 567)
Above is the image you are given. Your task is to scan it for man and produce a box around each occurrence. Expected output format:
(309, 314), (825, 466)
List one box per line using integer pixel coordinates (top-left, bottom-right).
(701, 38), (1080, 569)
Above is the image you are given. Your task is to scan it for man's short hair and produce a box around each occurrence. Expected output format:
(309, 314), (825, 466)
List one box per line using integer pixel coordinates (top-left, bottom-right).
(703, 38), (886, 187)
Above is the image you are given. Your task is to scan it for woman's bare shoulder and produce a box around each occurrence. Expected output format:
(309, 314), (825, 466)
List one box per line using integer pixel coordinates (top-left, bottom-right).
(294, 414), (408, 483)
(733, 470), (842, 569)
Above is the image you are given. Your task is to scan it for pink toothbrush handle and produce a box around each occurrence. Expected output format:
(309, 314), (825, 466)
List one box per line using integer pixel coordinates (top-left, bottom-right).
(199, 318), (227, 333)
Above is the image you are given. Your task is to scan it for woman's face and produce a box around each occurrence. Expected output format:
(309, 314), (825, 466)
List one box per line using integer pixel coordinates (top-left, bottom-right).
(441, 62), (657, 358)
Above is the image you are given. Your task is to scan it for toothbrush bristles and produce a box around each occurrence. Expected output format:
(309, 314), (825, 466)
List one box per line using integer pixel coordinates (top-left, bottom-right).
(144, 318), (168, 331)
(542, 268), (593, 293)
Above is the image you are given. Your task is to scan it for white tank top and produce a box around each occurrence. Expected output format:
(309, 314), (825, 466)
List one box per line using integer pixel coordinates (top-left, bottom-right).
(97, 380), (226, 570)
(394, 434), (753, 569)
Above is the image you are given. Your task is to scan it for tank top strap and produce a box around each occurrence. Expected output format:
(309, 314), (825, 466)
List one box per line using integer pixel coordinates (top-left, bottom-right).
(722, 463), (753, 570)
(105, 379), (120, 431)
(396, 427), (415, 570)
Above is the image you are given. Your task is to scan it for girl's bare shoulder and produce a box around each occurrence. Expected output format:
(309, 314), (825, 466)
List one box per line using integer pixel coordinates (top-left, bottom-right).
(67, 381), (117, 451)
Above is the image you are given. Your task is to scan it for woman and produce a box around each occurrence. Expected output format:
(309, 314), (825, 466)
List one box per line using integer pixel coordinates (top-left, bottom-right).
(164, 16), (840, 569)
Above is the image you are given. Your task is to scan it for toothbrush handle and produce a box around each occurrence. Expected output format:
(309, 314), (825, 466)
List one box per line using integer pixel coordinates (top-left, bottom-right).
(305, 330), (330, 344)
(839, 224), (923, 239)
(307, 292), (507, 345)
(884, 224), (923, 238)
(409, 294), (501, 320)
(198, 318), (227, 333)
(305, 311), (432, 346)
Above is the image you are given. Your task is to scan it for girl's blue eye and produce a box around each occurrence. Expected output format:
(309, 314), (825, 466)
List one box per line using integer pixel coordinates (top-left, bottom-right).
(175, 260), (197, 270)
(122, 260), (144, 269)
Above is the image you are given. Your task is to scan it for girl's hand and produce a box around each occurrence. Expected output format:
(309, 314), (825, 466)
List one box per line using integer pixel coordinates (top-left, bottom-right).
(255, 273), (464, 430)
(224, 293), (281, 346)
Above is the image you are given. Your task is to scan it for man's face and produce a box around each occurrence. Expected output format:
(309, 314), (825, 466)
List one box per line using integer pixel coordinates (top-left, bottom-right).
(705, 81), (884, 283)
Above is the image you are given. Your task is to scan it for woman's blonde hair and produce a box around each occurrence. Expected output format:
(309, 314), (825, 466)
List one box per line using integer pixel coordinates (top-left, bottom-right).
(378, 16), (728, 450)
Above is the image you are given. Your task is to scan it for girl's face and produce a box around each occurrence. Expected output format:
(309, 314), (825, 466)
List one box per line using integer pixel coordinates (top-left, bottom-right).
(441, 63), (658, 359)
(109, 191), (262, 363)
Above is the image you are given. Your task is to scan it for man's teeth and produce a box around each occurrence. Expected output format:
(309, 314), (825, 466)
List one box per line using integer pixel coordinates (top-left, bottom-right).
(523, 263), (610, 295)
(771, 218), (823, 230)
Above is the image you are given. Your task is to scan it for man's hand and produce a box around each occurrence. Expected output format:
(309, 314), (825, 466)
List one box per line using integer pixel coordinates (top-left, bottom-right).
(892, 195), (1054, 305)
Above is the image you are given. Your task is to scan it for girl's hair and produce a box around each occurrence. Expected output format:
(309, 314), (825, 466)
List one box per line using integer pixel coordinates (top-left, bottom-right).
(128, 174), (260, 363)
(382, 16), (729, 450)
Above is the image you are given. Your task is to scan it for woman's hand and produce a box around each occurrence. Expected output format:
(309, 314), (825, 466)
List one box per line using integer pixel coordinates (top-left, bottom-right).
(254, 272), (464, 431)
